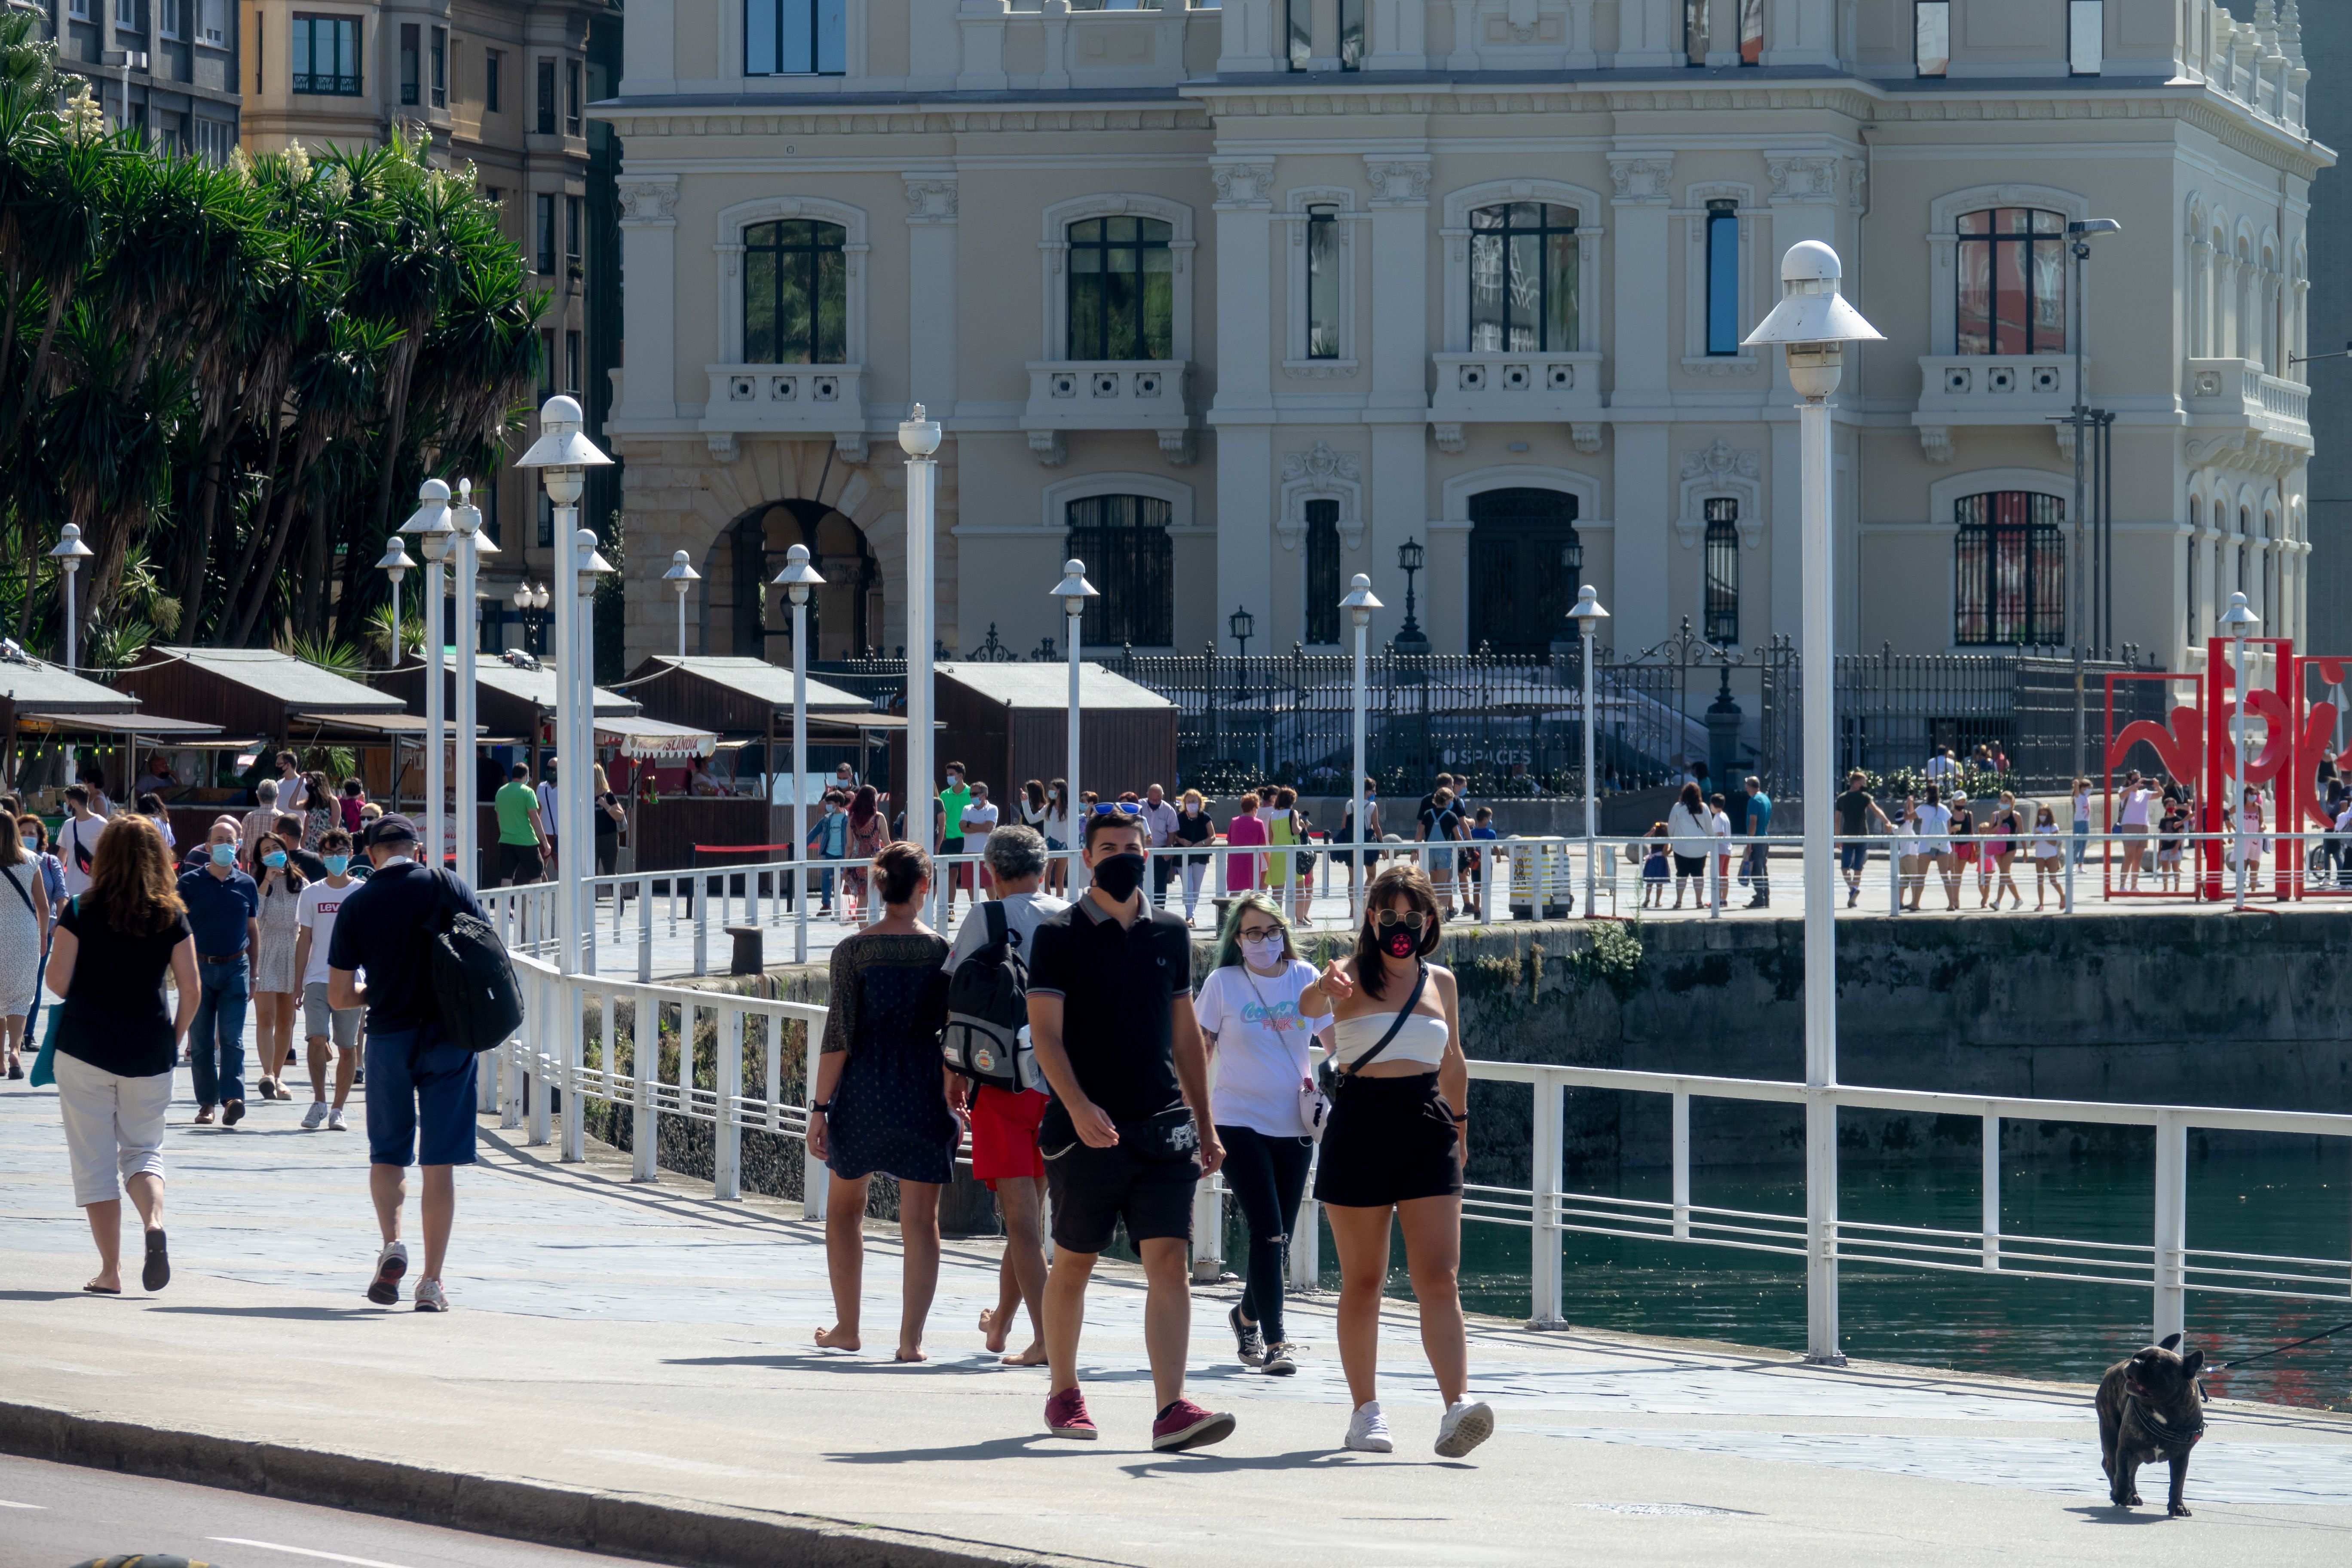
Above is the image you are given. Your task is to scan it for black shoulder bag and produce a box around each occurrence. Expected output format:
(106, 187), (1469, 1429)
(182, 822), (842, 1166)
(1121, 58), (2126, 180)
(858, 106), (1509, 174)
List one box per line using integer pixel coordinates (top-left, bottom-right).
(1316, 962), (1428, 1099)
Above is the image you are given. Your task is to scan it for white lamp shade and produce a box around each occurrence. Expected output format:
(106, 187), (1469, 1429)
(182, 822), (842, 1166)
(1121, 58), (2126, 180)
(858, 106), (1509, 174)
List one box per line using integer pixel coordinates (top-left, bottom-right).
(1566, 584), (1611, 628)
(773, 541), (825, 605)
(1743, 240), (1885, 347)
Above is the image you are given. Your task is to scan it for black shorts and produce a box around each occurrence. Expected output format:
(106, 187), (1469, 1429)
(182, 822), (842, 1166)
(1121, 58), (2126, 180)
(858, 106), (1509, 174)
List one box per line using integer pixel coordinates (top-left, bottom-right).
(1041, 1102), (1199, 1255)
(1313, 1072), (1463, 1209)
(496, 841), (544, 883)
(1672, 852), (1708, 879)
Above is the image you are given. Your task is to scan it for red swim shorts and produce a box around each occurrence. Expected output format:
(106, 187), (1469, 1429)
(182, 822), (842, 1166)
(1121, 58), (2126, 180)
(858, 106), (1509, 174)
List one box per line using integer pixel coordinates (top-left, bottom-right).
(970, 1085), (1048, 1188)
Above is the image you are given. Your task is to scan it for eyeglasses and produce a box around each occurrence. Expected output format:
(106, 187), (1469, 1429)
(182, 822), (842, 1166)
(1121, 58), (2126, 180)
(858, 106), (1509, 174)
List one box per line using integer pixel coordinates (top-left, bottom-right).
(1236, 925), (1284, 942)
(1374, 910), (1427, 932)
(1089, 802), (1142, 817)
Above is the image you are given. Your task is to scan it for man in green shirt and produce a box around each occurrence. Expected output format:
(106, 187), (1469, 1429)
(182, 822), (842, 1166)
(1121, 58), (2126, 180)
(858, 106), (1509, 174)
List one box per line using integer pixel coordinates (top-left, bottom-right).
(936, 762), (974, 919)
(493, 763), (549, 886)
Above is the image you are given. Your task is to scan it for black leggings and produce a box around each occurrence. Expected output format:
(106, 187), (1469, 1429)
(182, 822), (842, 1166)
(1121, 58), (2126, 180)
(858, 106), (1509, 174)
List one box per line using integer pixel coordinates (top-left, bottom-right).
(1216, 1123), (1314, 1345)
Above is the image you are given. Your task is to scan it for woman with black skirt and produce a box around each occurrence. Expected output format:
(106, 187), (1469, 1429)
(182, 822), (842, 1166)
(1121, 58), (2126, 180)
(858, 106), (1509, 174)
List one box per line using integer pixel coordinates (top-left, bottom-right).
(1313, 861), (1491, 1460)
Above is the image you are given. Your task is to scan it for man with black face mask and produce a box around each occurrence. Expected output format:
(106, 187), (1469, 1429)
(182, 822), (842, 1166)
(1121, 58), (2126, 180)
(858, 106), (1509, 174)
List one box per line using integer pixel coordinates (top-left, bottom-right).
(1025, 809), (1233, 1453)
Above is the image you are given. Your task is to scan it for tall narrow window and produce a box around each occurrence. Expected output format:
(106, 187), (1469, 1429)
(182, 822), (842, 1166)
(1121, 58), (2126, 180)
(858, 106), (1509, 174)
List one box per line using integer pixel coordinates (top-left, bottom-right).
(1065, 495), (1174, 649)
(1684, 0), (1707, 64)
(2068, 0), (2103, 76)
(1739, 0), (1764, 65)
(1468, 202), (1579, 353)
(485, 50), (502, 112)
(200, 0), (225, 46)
(1954, 492), (2066, 646)
(2186, 529), (2201, 647)
(1340, 0), (1364, 69)
(1705, 200), (1741, 355)
(535, 193), (556, 275)
(742, 219), (848, 364)
(69, 0), (89, 20)
(565, 330), (582, 394)
(291, 14), (362, 95)
(1286, 0), (1309, 70)
(566, 60), (582, 135)
(1955, 208), (2067, 355)
(1305, 205), (1341, 360)
(1304, 500), (1342, 645)
(159, 0), (182, 41)
(566, 196), (582, 268)
(539, 328), (557, 399)
(1914, 1), (1949, 77)
(745, 0), (847, 76)
(1704, 499), (1740, 645)
(1067, 217), (1174, 361)
(115, 0), (133, 27)
(538, 490), (555, 549)
(431, 27), (447, 109)
(400, 24), (420, 106)
(536, 59), (555, 134)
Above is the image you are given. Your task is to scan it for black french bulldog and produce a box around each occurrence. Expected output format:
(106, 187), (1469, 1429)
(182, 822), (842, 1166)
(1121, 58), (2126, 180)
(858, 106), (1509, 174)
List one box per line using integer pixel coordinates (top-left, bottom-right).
(2096, 1332), (2205, 1517)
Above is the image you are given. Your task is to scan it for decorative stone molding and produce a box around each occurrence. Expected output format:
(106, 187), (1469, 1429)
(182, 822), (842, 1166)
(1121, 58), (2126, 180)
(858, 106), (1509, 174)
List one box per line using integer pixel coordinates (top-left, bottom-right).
(1431, 423), (1467, 455)
(1674, 441), (1764, 550)
(706, 431), (736, 459)
(618, 175), (680, 227)
(1680, 356), (1760, 377)
(1681, 440), (1760, 484)
(1766, 156), (1840, 203)
(901, 173), (960, 225)
(1277, 441), (1363, 551)
(1571, 423), (1604, 454)
(834, 432), (869, 463)
(1210, 162), (1277, 209)
(1027, 429), (1068, 466)
(1363, 156), (1432, 207)
(1607, 155), (1674, 204)
(1283, 361), (1360, 379)
(1919, 427), (1954, 464)
(1158, 429), (1197, 466)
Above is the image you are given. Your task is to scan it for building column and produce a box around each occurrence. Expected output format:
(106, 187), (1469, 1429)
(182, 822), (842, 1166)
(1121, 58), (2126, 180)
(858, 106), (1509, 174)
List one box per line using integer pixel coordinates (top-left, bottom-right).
(903, 172), (959, 420)
(1210, 159), (1278, 654)
(1365, 155), (1433, 648)
(1608, 152), (1675, 648)
(614, 174), (680, 426)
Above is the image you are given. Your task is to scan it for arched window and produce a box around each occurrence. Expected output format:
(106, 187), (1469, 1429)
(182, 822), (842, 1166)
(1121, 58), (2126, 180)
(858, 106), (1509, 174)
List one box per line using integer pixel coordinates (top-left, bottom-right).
(1067, 217), (1174, 361)
(1303, 499), (1341, 646)
(1066, 494), (1173, 647)
(1468, 203), (1579, 353)
(743, 220), (847, 364)
(1467, 488), (1580, 653)
(1956, 208), (2067, 355)
(1953, 491), (2064, 646)
(1703, 499), (1740, 646)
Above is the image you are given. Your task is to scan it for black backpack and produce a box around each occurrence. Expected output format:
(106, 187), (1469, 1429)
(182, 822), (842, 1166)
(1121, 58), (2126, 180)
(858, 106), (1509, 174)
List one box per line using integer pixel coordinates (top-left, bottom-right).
(940, 901), (1035, 1093)
(426, 870), (525, 1053)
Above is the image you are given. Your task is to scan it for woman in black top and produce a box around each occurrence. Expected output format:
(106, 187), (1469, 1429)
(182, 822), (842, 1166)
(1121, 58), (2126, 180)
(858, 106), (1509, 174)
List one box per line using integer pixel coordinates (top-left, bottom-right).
(44, 814), (198, 1295)
(1172, 788), (1215, 921)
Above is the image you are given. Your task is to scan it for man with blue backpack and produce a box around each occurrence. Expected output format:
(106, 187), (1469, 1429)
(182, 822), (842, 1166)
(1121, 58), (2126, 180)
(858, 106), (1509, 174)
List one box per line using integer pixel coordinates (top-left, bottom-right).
(940, 824), (1065, 1365)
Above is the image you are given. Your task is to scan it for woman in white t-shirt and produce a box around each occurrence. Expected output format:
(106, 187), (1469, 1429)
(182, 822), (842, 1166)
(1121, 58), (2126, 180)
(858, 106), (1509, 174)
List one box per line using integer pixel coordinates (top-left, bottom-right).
(1192, 891), (1344, 1378)
(1912, 784), (1957, 911)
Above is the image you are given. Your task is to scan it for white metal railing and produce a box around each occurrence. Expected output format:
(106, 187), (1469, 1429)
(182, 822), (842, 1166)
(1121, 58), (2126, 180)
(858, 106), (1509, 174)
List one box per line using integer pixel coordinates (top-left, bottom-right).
(493, 950), (2352, 1348)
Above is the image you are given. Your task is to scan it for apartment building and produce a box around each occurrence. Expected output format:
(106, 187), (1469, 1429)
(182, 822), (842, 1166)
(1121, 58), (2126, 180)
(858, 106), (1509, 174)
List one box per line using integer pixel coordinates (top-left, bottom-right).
(600, 1), (2324, 677)
(40, 0), (242, 160)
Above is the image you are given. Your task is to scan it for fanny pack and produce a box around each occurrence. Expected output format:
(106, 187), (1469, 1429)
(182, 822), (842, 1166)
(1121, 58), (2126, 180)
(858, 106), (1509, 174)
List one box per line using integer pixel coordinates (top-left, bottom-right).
(1316, 962), (1427, 1099)
(1041, 1098), (1200, 1164)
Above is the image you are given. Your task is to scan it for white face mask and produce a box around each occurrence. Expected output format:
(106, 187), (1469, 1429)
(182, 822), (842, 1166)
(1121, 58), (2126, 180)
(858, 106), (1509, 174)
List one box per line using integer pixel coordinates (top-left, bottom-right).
(1240, 934), (1285, 969)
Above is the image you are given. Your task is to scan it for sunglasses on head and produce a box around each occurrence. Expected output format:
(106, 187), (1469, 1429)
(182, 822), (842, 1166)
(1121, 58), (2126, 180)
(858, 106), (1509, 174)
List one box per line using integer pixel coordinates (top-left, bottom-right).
(1374, 910), (1427, 931)
(1090, 802), (1142, 816)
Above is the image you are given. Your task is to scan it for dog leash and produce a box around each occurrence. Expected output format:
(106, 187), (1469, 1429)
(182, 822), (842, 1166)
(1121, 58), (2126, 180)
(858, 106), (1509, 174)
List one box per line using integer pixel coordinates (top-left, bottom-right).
(2213, 1319), (2352, 1371)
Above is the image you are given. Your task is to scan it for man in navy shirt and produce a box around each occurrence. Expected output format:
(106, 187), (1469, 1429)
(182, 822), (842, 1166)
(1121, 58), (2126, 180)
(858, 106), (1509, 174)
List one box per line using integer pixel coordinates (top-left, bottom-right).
(178, 821), (260, 1126)
(328, 814), (486, 1313)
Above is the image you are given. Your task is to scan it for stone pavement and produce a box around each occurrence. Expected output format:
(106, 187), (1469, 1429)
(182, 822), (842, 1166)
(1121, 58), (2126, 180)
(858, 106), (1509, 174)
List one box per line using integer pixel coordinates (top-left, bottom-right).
(4, 1076), (2351, 1567)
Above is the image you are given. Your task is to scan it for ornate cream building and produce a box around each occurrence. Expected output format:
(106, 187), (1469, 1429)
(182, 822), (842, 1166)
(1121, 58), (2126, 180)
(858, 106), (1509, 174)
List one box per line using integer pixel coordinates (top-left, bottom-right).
(601, 0), (2324, 674)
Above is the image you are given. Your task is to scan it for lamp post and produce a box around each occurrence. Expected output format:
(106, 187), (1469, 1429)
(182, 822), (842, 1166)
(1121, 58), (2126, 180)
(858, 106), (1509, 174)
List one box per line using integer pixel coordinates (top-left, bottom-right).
(1566, 586), (1611, 919)
(1743, 238), (1884, 1368)
(399, 481), (456, 858)
(1393, 537), (1430, 654)
(663, 549), (701, 658)
(450, 481), (486, 883)
(1053, 559), (1099, 893)
(517, 395), (616, 977)
(2064, 217), (2121, 809)
(1228, 602), (1255, 701)
(1340, 573), (1383, 925)
(777, 542), (826, 963)
(376, 540), (415, 672)
(899, 405), (942, 852)
(49, 524), (93, 671)
(2221, 590), (2260, 913)
(511, 582), (549, 655)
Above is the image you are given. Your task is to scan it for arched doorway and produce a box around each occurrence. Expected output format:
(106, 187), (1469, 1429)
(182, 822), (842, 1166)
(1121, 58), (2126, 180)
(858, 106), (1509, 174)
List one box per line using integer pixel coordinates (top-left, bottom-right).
(1467, 487), (1580, 652)
(726, 499), (882, 660)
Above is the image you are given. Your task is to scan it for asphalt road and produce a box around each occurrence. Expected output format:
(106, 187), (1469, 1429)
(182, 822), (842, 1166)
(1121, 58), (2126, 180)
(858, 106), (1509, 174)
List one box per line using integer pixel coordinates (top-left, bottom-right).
(0, 1455), (664, 1568)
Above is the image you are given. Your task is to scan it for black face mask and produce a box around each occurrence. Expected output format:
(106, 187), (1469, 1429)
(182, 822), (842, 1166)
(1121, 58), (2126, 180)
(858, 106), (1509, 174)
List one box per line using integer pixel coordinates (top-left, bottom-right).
(1090, 852), (1147, 900)
(1383, 928), (1419, 960)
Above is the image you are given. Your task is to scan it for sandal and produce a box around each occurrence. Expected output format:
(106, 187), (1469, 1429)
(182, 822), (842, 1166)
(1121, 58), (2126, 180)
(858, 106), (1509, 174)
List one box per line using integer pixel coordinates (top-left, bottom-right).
(142, 1229), (170, 1292)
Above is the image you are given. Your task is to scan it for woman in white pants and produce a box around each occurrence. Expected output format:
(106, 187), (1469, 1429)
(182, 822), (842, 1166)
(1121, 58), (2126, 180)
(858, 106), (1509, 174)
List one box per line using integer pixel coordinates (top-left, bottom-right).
(46, 814), (199, 1295)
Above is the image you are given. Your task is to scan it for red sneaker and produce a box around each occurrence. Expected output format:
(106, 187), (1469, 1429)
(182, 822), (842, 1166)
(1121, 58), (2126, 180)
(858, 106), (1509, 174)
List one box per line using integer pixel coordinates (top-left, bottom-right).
(1044, 1387), (1097, 1440)
(1150, 1397), (1236, 1453)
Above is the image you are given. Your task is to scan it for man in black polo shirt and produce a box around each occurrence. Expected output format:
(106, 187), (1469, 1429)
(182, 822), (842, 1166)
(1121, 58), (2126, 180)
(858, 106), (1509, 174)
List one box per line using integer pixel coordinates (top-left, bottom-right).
(1026, 809), (1234, 1453)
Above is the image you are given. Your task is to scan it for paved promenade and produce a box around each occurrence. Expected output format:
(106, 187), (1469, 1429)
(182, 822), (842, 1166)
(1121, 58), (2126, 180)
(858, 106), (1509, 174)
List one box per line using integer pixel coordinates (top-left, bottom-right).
(5, 1078), (2351, 1566)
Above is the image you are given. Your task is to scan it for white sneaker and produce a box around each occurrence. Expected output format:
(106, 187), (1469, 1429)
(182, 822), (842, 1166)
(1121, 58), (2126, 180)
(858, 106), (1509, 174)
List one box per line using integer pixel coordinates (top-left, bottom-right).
(366, 1240), (408, 1305)
(414, 1277), (450, 1313)
(1435, 1399), (1495, 1458)
(1343, 1401), (1393, 1454)
(300, 1101), (328, 1130)
(328, 1106), (349, 1131)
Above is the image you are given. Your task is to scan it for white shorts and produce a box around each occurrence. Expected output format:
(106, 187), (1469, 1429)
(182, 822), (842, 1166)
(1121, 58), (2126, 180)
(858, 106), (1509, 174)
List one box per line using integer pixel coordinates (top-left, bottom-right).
(53, 1050), (172, 1206)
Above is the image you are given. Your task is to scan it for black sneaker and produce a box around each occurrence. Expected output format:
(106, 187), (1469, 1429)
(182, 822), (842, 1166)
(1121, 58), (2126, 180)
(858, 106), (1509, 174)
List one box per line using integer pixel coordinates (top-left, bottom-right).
(1261, 1341), (1298, 1377)
(1228, 1304), (1266, 1367)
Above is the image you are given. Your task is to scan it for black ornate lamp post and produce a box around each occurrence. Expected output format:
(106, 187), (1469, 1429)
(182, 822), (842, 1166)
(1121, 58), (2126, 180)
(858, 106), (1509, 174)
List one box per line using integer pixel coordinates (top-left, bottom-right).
(1228, 603), (1255, 698)
(1393, 537), (1430, 654)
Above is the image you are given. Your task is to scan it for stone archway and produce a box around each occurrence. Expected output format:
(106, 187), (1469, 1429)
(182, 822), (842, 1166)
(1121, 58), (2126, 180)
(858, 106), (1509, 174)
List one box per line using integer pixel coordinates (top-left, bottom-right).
(723, 499), (884, 660)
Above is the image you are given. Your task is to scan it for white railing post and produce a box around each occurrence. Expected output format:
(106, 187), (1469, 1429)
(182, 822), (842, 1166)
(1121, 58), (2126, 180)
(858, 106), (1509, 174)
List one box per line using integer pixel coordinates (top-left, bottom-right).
(1482, 841), (1501, 924)
(714, 1005), (743, 1200)
(1191, 1174), (1225, 1283)
(560, 969), (584, 1162)
(1289, 1172), (1320, 1292)
(693, 874), (710, 976)
(501, 1020), (524, 1130)
(764, 1017), (782, 1133)
(478, 1029), (498, 1113)
(1710, 845), (1723, 920)
(528, 1013), (552, 1145)
(631, 994), (659, 1182)
(1671, 1090), (1690, 1241)
(637, 879), (652, 982)
(1982, 1112), (2000, 1269)
(2153, 1109), (2187, 1344)
(1529, 1075), (1565, 1328)
(1890, 828), (1902, 915)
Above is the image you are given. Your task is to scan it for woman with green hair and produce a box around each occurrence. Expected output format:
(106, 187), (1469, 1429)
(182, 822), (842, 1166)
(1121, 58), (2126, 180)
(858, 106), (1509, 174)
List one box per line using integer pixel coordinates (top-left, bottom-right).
(1191, 891), (1350, 1378)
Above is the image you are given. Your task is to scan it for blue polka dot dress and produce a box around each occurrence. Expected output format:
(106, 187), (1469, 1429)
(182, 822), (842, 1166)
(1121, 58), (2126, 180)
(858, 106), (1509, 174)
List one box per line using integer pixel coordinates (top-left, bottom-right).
(821, 931), (958, 1185)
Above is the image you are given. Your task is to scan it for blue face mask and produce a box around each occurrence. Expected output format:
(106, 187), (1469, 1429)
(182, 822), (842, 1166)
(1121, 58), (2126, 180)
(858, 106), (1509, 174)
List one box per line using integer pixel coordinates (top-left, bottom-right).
(322, 854), (349, 875)
(263, 850), (288, 869)
(210, 843), (237, 867)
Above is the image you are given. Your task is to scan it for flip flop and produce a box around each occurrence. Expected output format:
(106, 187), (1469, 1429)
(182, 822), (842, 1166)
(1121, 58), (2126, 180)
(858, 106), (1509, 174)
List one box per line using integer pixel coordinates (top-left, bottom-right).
(142, 1229), (170, 1292)
(82, 1283), (120, 1295)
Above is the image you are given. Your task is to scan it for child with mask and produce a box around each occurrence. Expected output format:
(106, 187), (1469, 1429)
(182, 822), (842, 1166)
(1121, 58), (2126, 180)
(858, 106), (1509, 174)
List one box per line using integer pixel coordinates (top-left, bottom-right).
(292, 828), (364, 1130)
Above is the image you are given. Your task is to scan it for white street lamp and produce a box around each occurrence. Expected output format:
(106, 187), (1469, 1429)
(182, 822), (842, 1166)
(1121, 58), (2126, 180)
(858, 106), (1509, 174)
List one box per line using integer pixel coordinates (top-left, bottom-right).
(899, 404), (942, 855)
(1566, 586), (1611, 920)
(399, 479), (456, 858)
(1745, 238), (1883, 1369)
(663, 549), (701, 658)
(2221, 590), (2260, 913)
(1053, 558), (1099, 893)
(49, 524), (94, 671)
(450, 481), (486, 885)
(376, 539), (415, 673)
(518, 394), (615, 983)
(775, 543), (826, 962)
(1339, 573), (1382, 924)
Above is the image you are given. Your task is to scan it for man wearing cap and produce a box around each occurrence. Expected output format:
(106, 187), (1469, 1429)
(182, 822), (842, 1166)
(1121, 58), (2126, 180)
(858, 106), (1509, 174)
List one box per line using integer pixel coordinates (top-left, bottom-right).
(326, 814), (487, 1313)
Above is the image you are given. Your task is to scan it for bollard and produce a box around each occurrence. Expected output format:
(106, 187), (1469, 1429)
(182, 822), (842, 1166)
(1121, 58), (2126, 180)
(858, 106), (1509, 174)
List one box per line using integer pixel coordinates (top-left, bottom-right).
(1529, 1076), (1565, 1328)
(1191, 1175), (1225, 1283)
(1671, 1091), (1690, 1241)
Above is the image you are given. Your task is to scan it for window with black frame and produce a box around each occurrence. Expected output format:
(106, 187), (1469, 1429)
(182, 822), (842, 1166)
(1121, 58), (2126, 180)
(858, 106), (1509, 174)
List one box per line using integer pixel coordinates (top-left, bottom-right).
(747, 0), (847, 75)
(1953, 492), (2065, 646)
(1304, 500), (1341, 644)
(1283, 0), (1363, 69)
(292, 13), (361, 95)
(1955, 208), (2067, 355)
(1468, 202), (1578, 354)
(1705, 200), (1741, 355)
(1703, 499), (1740, 646)
(1067, 217), (1173, 361)
(1738, 0), (1764, 64)
(1305, 206), (1341, 359)
(1066, 495), (1174, 648)
(743, 219), (848, 364)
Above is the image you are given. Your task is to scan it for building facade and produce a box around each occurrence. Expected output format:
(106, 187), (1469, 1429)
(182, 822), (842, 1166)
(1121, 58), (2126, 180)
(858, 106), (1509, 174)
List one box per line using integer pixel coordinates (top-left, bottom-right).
(602, 0), (2324, 679)
(40, 0), (242, 159)
(2295, 0), (2348, 655)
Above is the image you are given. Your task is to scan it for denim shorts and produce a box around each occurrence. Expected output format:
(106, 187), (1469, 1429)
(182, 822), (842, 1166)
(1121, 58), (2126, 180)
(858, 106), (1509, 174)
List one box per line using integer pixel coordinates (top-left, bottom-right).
(1839, 843), (1868, 873)
(363, 1023), (478, 1168)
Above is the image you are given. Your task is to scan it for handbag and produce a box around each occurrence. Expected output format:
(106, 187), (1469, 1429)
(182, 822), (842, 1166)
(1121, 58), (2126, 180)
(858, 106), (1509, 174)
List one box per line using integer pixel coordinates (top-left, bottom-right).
(27, 891), (68, 1088)
(1238, 962), (1331, 1143)
(1316, 962), (1428, 1099)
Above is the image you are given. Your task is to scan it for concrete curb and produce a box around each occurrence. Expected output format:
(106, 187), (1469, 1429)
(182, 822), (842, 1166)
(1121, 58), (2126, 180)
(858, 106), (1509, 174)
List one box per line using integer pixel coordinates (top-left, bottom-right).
(0, 1399), (1104, 1568)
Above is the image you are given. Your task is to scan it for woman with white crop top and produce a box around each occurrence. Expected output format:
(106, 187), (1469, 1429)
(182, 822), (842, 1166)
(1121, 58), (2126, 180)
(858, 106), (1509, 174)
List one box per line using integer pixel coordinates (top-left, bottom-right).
(1312, 861), (1493, 1461)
